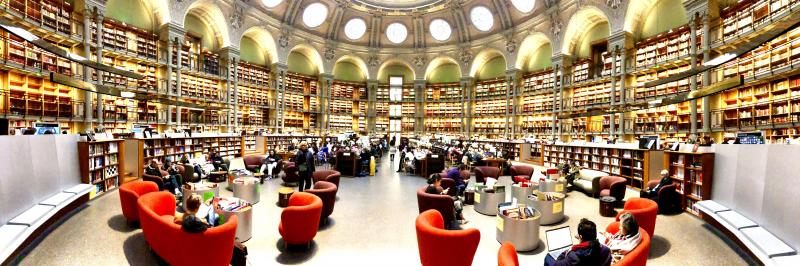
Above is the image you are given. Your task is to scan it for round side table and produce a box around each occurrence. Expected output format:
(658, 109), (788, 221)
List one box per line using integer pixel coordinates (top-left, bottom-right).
(599, 196), (616, 217)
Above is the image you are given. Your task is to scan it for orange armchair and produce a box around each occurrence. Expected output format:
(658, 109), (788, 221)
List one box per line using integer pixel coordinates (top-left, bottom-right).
(416, 186), (455, 227)
(279, 192), (323, 246)
(606, 222), (651, 266)
(616, 198), (658, 237)
(415, 210), (480, 266)
(305, 181), (337, 224)
(137, 192), (238, 266)
(474, 166), (500, 184)
(312, 169), (341, 188)
(119, 181), (159, 223)
(498, 241), (519, 266)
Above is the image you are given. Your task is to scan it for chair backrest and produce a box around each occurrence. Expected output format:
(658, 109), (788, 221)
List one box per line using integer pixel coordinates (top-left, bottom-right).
(600, 176), (627, 189)
(510, 165), (535, 178)
(120, 181), (158, 197)
(415, 210), (480, 266)
(498, 241), (519, 266)
(306, 181), (337, 218)
(416, 186), (455, 225)
(474, 166), (501, 183)
(440, 178), (458, 197)
(619, 198), (659, 237)
(612, 227), (650, 266)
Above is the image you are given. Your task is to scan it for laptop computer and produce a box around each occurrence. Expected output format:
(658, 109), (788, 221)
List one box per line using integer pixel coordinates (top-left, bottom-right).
(545, 226), (574, 259)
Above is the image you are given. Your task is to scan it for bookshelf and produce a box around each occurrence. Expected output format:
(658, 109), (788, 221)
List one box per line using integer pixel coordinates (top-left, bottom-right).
(376, 85), (390, 101)
(567, 81), (614, 109)
(78, 140), (125, 199)
(2, 0), (74, 35)
(461, 139), (522, 161)
(256, 134), (337, 153)
(474, 78), (508, 99)
(572, 59), (591, 83)
(425, 102), (462, 117)
(171, 72), (221, 100)
(712, 75), (800, 141)
(519, 115), (555, 135)
(719, 0), (794, 43)
(630, 101), (700, 133)
(401, 116), (415, 131)
(541, 144), (664, 190)
(92, 54), (158, 92)
(424, 117), (461, 133)
(522, 69), (556, 94)
(663, 151), (714, 216)
(237, 61), (271, 87)
(474, 98), (510, 116)
(520, 93), (558, 113)
(284, 72), (319, 131)
(243, 134), (257, 154)
(472, 117), (506, 135)
(634, 25), (701, 70)
(425, 83), (462, 101)
(717, 24), (800, 82)
(125, 136), (245, 178)
(4, 71), (77, 119)
(91, 18), (158, 60)
(1, 30), (76, 76)
(601, 51), (622, 77)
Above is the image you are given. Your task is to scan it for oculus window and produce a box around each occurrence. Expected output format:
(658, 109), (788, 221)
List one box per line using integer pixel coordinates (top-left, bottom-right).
(386, 23), (408, 44)
(344, 18), (367, 40)
(302, 3), (328, 28)
(470, 6), (494, 32)
(429, 19), (452, 41)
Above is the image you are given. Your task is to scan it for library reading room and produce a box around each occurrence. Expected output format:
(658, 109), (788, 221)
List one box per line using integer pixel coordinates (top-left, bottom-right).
(1, 0), (799, 265)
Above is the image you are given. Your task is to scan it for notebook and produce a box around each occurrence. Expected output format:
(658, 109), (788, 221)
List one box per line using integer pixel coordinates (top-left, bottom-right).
(546, 226), (573, 259)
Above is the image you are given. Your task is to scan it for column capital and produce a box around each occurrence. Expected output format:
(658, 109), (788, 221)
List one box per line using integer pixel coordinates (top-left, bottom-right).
(272, 62), (288, 73)
(319, 73), (334, 80)
(505, 68), (520, 81)
(413, 79), (426, 87)
(160, 22), (186, 42)
(607, 30), (632, 51)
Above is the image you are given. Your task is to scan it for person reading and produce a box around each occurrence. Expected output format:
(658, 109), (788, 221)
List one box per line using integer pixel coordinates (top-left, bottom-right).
(545, 218), (612, 266)
(601, 213), (643, 263)
(145, 159), (180, 195)
(640, 169), (672, 200)
(175, 194), (222, 233)
(425, 173), (468, 225)
(446, 164), (469, 197)
(260, 150), (282, 179)
(208, 148), (227, 172)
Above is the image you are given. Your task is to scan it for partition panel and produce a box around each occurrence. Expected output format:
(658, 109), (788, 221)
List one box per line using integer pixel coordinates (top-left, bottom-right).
(0, 136), (36, 225)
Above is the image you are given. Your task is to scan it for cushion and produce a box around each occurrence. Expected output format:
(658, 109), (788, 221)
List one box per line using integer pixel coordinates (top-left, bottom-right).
(717, 211), (758, 229)
(40, 192), (76, 206)
(8, 205), (54, 226)
(696, 200), (730, 213)
(0, 224), (28, 255)
(579, 169), (607, 180)
(741, 227), (797, 258)
(63, 184), (94, 195)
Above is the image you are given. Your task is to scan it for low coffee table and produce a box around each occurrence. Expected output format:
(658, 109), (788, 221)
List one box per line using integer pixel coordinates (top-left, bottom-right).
(599, 196), (616, 217)
(207, 171), (228, 183)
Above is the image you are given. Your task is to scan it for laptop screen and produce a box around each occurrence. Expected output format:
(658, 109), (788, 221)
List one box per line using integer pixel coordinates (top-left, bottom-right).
(546, 226), (573, 251)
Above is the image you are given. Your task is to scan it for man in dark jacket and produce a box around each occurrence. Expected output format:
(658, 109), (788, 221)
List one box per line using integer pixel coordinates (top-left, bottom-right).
(294, 141), (316, 191)
(545, 218), (612, 266)
(640, 169), (672, 200)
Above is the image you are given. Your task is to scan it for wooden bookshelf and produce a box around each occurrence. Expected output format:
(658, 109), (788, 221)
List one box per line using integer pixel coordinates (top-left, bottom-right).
(4, 71), (77, 119)
(541, 144), (664, 190)
(237, 61), (271, 87)
(631, 101), (701, 133)
(519, 115), (555, 135)
(461, 139), (523, 161)
(520, 92), (558, 113)
(78, 139), (125, 199)
(474, 98), (510, 116)
(567, 81), (614, 109)
(256, 134), (337, 153)
(425, 82), (461, 101)
(125, 136), (245, 177)
(634, 25), (701, 70)
(474, 78), (508, 99)
(171, 72), (221, 100)
(521, 68), (556, 94)
(719, 0), (794, 43)
(284, 72), (319, 131)
(1, 30), (76, 76)
(718, 24), (800, 81)
(601, 51), (622, 77)
(572, 59), (591, 83)
(424, 117), (461, 133)
(663, 151), (714, 216)
(91, 18), (158, 60)
(472, 117), (506, 135)
(2, 0), (74, 35)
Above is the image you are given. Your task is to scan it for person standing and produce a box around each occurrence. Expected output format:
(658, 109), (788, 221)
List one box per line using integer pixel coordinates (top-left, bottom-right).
(294, 142), (316, 191)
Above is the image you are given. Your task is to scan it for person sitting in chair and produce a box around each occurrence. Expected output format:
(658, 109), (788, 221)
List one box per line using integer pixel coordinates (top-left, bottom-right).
(260, 150), (282, 179)
(640, 169), (672, 200)
(208, 148), (227, 172)
(425, 173), (468, 225)
(545, 218), (612, 266)
(146, 159), (180, 195)
(602, 212), (643, 263)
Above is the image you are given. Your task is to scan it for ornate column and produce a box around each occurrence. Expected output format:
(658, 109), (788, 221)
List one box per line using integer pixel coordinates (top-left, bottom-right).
(366, 78), (378, 132)
(505, 69), (519, 139)
(414, 79), (426, 134)
(460, 77), (474, 138)
(689, 14), (699, 138)
(82, 7), (93, 129)
(94, 11), (104, 126)
(273, 63), (288, 132)
(160, 22), (185, 128)
(221, 47), (240, 132)
(701, 12), (712, 133)
(609, 47), (618, 136)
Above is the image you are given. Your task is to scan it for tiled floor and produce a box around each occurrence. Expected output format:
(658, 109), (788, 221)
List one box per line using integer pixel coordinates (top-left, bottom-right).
(17, 154), (753, 265)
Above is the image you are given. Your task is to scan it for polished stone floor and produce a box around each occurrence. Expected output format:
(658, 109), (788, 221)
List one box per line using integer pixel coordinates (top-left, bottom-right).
(18, 153), (753, 265)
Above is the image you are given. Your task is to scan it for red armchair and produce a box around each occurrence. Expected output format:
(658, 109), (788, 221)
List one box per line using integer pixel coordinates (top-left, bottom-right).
(616, 198), (658, 237)
(645, 179), (681, 214)
(416, 186), (455, 227)
(510, 165), (535, 183)
(279, 192), (323, 246)
(137, 192), (238, 266)
(498, 241), (519, 266)
(119, 181), (158, 223)
(243, 155), (266, 172)
(474, 166), (500, 184)
(416, 210), (480, 266)
(599, 176), (628, 203)
(312, 169), (341, 188)
(282, 162), (300, 184)
(305, 181), (337, 224)
(606, 222), (651, 266)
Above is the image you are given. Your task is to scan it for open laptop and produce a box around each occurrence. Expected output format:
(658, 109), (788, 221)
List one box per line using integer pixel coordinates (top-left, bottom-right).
(545, 226), (574, 259)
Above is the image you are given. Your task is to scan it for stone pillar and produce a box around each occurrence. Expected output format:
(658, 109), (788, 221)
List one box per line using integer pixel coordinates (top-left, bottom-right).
(460, 77), (474, 138)
(273, 63), (288, 132)
(82, 8), (93, 129)
(160, 22), (185, 129)
(175, 37), (183, 127)
(505, 69), (519, 139)
(689, 14), (699, 138)
(609, 48), (617, 136)
(414, 79), (426, 134)
(94, 11), (104, 126)
(701, 12), (712, 133)
(221, 47), (240, 132)
(366, 79), (378, 132)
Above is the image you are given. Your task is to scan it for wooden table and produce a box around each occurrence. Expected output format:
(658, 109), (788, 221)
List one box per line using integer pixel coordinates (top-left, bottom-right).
(278, 187), (294, 207)
(336, 152), (357, 176)
(599, 196), (616, 217)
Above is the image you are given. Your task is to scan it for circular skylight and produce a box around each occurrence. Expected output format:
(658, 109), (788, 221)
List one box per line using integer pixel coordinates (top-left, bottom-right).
(470, 6), (494, 32)
(511, 0), (535, 13)
(429, 19), (451, 41)
(386, 22), (408, 44)
(261, 0), (283, 8)
(302, 3), (328, 28)
(344, 18), (367, 40)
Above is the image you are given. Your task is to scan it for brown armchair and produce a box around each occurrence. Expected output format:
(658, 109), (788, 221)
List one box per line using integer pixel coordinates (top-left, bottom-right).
(416, 186), (456, 228)
(440, 178), (458, 197)
(243, 155), (266, 172)
(312, 170), (341, 188)
(474, 166), (500, 184)
(509, 165), (535, 183)
(282, 162), (300, 184)
(646, 179), (681, 214)
(182, 163), (200, 183)
(599, 176), (628, 203)
(142, 168), (169, 191)
(305, 181), (337, 224)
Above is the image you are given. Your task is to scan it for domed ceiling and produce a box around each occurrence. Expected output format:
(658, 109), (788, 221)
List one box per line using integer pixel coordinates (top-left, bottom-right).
(258, 0), (544, 49)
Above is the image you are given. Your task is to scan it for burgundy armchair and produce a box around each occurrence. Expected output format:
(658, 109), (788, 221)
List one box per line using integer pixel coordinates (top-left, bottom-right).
(416, 186), (455, 228)
(474, 166), (501, 184)
(440, 178), (458, 197)
(305, 181), (337, 224)
(510, 165), (535, 183)
(142, 168), (170, 191)
(243, 155), (266, 172)
(312, 170), (341, 188)
(646, 179), (681, 214)
(282, 162), (300, 184)
(599, 176), (628, 203)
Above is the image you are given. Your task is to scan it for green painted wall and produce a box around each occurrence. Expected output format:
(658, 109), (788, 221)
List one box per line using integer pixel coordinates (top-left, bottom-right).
(379, 64), (414, 83)
(184, 14), (216, 51)
(526, 43), (552, 72)
(240, 36), (268, 66)
(288, 52), (317, 75)
(428, 63), (460, 83)
(576, 22), (609, 59)
(333, 62), (365, 82)
(105, 0), (153, 30)
(640, 0), (688, 39)
(477, 56), (506, 80)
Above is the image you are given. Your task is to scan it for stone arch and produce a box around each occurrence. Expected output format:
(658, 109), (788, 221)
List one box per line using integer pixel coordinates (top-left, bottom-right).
(424, 56), (462, 82)
(515, 32), (552, 70)
(377, 59), (416, 83)
(183, 0), (231, 49)
(288, 43), (325, 74)
(333, 55), (370, 82)
(469, 48), (506, 78)
(239, 26), (279, 65)
(560, 6), (610, 56)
